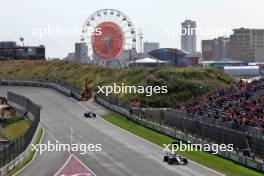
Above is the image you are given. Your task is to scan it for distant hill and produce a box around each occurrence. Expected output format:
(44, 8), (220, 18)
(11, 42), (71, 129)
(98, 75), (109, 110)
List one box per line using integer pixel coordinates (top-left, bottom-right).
(0, 60), (235, 107)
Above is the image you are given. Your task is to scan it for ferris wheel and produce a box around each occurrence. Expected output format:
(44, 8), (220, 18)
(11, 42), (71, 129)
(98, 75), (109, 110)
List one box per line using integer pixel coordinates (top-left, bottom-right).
(81, 9), (137, 67)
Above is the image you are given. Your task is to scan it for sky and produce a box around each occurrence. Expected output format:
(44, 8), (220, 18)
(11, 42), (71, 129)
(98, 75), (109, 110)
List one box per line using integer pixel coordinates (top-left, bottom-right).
(0, 0), (263, 58)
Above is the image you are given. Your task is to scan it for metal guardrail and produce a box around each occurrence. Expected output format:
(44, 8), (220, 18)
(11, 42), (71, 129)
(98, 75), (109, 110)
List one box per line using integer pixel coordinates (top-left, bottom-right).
(0, 78), (89, 175)
(0, 80), (82, 101)
(1, 79), (264, 172)
(0, 92), (40, 175)
(0, 75), (82, 97)
(96, 93), (264, 157)
(96, 93), (264, 137)
(96, 96), (264, 173)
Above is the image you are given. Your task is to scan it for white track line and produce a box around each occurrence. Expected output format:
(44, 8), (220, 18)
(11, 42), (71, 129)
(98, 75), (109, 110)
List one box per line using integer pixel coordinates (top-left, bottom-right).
(14, 127), (45, 176)
(76, 100), (225, 176)
(53, 153), (72, 176)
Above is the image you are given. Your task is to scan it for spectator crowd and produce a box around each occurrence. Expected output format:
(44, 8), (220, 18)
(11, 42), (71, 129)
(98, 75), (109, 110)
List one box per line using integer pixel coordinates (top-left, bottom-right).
(177, 79), (264, 129)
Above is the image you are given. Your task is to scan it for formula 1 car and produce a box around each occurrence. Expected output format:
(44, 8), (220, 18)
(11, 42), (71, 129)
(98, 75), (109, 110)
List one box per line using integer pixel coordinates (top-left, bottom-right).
(84, 111), (96, 118)
(164, 153), (188, 165)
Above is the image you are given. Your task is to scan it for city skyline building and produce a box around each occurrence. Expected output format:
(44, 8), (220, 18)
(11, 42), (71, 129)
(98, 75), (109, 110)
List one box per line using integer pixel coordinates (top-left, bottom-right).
(181, 20), (197, 56)
(230, 28), (264, 63)
(74, 43), (88, 64)
(202, 37), (230, 61)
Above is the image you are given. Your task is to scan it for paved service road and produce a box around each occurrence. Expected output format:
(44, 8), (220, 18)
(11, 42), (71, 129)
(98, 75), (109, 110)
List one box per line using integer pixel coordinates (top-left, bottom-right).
(0, 86), (224, 176)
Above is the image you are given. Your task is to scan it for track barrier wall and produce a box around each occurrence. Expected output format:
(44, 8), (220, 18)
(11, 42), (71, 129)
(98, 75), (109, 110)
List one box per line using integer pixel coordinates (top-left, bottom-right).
(1, 78), (263, 173)
(0, 92), (41, 176)
(96, 95), (264, 173)
(0, 80), (82, 101)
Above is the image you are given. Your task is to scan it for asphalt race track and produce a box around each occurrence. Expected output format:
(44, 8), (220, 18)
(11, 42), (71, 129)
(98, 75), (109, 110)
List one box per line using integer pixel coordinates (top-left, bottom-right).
(0, 86), (224, 176)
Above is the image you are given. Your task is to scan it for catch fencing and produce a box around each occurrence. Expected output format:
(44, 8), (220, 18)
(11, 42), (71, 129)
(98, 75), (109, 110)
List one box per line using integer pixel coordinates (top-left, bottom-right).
(0, 92), (40, 175)
(1, 77), (263, 172)
(96, 93), (264, 173)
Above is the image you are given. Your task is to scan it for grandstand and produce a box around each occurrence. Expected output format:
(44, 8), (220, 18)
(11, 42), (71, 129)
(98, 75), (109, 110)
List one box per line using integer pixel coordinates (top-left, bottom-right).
(178, 78), (264, 129)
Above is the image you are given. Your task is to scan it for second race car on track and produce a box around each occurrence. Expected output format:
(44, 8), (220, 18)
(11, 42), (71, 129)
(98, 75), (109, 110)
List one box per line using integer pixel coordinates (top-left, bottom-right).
(84, 111), (96, 118)
(164, 153), (188, 165)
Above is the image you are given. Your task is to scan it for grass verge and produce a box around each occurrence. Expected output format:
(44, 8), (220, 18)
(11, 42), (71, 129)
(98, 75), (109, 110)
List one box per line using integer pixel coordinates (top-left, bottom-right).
(102, 112), (264, 176)
(5, 127), (44, 176)
(0, 60), (235, 107)
(3, 118), (31, 140)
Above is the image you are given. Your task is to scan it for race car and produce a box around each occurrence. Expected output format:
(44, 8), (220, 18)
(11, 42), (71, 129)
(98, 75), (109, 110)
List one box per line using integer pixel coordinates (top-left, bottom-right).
(164, 153), (188, 165)
(84, 111), (96, 118)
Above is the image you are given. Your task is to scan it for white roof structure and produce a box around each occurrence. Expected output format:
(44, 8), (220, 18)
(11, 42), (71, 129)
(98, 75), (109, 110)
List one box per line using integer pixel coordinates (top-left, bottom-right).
(132, 57), (169, 64)
(202, 60), (245, 64)
(224, 66), (260, 76)
(224, 66), (259, 70)
(248, 62), (264, 66)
